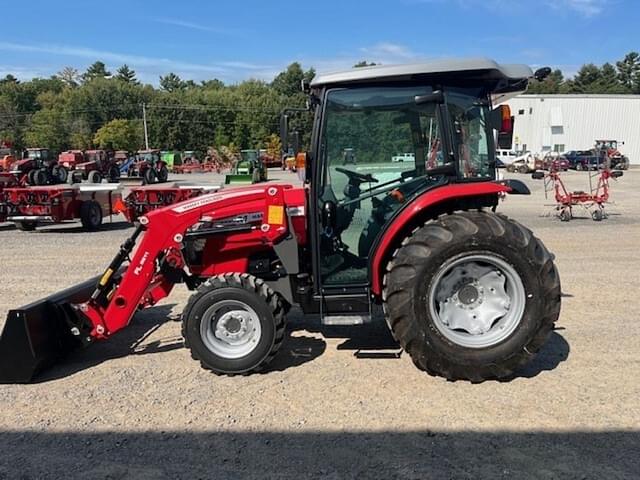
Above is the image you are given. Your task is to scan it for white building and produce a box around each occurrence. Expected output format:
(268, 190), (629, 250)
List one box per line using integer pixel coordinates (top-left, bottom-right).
(505, 94), (640, 165)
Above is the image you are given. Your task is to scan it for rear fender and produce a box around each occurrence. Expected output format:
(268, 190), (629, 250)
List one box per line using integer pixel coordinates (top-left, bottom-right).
(369, 182), (511, 296)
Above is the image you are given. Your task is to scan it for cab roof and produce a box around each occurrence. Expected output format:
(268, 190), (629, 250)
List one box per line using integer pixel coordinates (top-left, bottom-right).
(310, 58), (533, 88)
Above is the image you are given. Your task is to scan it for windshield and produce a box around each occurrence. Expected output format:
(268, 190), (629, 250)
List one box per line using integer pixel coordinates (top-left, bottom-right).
(321, 86), (445, 193)
(447, 87), (494, 179)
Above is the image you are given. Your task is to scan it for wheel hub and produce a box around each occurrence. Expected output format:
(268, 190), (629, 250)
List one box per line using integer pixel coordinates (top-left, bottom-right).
(215, 311), (253, 344)
(457, 284), (480, 305)
(430, 255), (526, 348)
(200, 300), (262, 359)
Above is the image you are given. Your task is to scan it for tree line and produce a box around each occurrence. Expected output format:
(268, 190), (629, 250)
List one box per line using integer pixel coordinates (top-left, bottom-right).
(527, 52), (640, 94)
(0, 52), (638, 154)
(0, 61), (314, 154)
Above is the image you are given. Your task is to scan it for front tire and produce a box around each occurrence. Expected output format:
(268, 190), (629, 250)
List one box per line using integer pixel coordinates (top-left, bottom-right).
(383, 211), (561, 382)
(182, 273), (286, 375)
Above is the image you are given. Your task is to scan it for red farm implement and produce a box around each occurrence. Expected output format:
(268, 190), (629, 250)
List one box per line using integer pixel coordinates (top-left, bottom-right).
(120, 183), (221, 222)
(532, 168), (623, 221)
(3, 183), (123, 231)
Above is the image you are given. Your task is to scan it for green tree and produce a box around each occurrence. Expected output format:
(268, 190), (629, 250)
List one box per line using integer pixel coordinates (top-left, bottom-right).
(616, 52), (640, 93)
(201, 79), (225, 89)
(597, 63), (629, 93)
(271, 62), (314, 97)
(0, 74), (19, 85)
(82, 61), (111, 82)
(93, 119), (142, 151)
(115, 64), (138, 84)
(159, 73), (185, 92)
(24, 109), (68, 152)
(57, 66), (80, 87)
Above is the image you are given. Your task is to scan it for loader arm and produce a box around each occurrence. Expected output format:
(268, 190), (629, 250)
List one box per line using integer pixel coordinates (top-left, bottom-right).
(74, 186), (289, 341)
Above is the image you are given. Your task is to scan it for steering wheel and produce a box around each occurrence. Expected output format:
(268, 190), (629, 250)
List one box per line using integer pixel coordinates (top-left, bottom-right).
(335, 167), (378, 184)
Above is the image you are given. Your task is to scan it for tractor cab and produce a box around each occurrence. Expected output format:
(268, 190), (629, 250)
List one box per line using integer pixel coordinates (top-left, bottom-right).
(294, 59), (534, 296)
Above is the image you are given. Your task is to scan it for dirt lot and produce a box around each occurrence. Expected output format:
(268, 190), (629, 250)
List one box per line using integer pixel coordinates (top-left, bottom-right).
(0, 168), (639, 479)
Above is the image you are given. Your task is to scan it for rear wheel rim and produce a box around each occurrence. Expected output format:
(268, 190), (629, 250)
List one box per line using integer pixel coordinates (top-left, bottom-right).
(428, 254), (526, 349)
(200, 299), (262, 359)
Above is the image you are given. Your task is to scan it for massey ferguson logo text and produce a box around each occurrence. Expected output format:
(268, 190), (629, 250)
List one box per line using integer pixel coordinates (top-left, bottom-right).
(134, 251), (150, 275)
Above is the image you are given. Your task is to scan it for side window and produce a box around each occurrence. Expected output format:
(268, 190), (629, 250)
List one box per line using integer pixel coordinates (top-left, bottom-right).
(447, 88), (492, 180)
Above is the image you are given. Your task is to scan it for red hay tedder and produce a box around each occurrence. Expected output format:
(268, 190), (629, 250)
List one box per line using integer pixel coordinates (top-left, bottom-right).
(532, 167), (623, 221)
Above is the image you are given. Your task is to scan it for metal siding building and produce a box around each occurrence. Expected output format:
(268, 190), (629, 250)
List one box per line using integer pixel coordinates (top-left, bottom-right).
(504, 94), (640, 165)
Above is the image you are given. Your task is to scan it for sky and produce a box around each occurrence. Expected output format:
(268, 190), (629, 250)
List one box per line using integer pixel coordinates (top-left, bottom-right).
(0, 0), (637, 85)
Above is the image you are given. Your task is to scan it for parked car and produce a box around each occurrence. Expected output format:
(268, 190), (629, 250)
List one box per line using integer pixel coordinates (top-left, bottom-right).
(392, 152), (415, 163)
(495, 149), (518, 165)
(563, 150), (601, 171)
(536, 152), (569, 172)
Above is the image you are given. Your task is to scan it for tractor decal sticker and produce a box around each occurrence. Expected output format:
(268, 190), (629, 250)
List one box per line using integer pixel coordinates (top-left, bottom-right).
(134, 251), (150, 275)
(171, 190), (265, 213)
(267, 205), (284, 225)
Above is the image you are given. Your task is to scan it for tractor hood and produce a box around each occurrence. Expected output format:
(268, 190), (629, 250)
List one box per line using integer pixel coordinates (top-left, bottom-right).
(146, 183), (297, 223)
(11, 158), (34, 172)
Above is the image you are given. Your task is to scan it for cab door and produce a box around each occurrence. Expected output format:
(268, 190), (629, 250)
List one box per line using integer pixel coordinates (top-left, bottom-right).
(315, 86), (444, 295)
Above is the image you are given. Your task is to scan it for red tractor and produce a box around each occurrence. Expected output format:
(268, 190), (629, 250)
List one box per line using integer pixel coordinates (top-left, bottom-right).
(595, 140), (629, 170)
(0, 60), (561, 384)
(126, 149), (169, 184)
(10, 148), (68, 185)
(68, 149), (121, 184)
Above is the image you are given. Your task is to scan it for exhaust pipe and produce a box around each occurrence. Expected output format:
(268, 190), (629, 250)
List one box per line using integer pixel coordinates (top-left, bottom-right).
(0, 276), (98, 383)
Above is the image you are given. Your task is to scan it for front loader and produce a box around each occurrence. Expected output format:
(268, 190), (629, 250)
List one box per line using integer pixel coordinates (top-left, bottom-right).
(0, 59), (560, 383)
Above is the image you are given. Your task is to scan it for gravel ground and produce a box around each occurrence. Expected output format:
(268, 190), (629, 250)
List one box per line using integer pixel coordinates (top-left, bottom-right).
(0, 168), (639, 479)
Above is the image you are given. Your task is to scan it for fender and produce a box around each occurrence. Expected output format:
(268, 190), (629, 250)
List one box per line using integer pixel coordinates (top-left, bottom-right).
(369, 182), (512, 295)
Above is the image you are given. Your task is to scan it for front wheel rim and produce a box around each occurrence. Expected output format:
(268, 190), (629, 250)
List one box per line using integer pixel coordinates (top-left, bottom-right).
(428, 254), (526, 349)
(200, 300), (262, 359)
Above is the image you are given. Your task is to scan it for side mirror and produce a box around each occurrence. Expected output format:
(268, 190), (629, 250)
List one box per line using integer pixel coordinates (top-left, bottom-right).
(531, 171), (545, 180)
(534, 67), (552, 81)
(322, 200), (337, 231)
(611, 170), (624, 178)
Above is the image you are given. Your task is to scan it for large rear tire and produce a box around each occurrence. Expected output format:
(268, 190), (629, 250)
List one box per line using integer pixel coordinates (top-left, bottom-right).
(142, 167), (156, 185)
(182, 273), (286, 375)
(383, 211), (561, 382)
(156, 164), (169, 183)
(87, 170), (102, 184)
(34, 168), (48, 185)
(108, 165), (120, 183)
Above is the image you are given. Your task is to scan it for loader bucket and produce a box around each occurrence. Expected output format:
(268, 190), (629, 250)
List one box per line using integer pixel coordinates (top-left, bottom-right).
(224, 174), (254, 185)
(0, 275), (99, 383)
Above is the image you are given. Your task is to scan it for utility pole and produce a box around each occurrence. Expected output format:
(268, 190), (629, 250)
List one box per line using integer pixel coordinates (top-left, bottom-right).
(142, 103), (149, 149)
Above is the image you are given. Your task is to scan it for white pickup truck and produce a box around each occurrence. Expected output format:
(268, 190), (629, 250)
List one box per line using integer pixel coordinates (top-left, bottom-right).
(391, 153), (415, 163)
